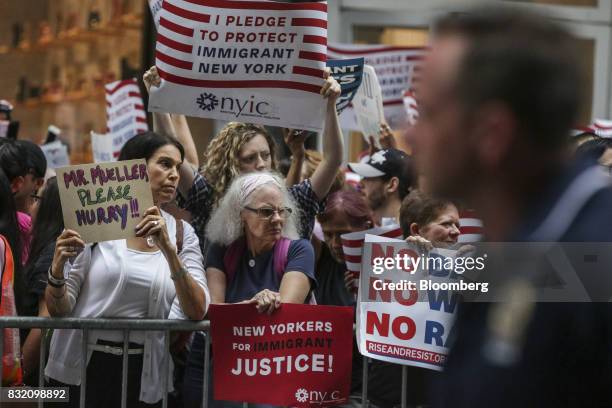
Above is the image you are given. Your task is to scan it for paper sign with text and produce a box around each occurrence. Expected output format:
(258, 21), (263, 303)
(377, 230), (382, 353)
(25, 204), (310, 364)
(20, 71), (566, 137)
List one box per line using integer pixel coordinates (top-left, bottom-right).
(149, 0), (163, 29)
(41, 141), (70, 169)
(328, 43), (426, 131)
(149, 0), (328, 131)
(209, 303), (353, 407)
(327, 57), (364, 115)
(56, 159), (154, 243)
(352, 65), (385, 144)
(356, 235), (457, 371)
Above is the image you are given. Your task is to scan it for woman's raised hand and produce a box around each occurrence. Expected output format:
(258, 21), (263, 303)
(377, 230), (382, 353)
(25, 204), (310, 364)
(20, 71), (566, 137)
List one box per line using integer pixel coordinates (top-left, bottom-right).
(51, 229), (85, 278)
(321, 68), (341, 104)
(143, 66), (162, 93)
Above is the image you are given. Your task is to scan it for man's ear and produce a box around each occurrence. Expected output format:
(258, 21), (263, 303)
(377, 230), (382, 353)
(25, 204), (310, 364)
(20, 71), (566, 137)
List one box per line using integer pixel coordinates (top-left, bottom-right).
(386, 177), (400, 194)
(410, 222), (420, 236)
(10, 176), (24, 194)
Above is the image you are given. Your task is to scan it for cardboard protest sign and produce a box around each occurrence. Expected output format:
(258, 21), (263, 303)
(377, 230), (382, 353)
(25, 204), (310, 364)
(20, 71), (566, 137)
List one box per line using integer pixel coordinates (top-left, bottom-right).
(341, 225), (403, 293)
(327, 57), (364, 115)
(149, 0), (328, 131)
(55, 159), (154, 243)
(356, 235), (458, 371)
(328, 43), (426, 130)
(352, 65), (385, 145)
(209, 303), (353, 407)
(40, 141), (70, 169)
(149, 0), (163, 29)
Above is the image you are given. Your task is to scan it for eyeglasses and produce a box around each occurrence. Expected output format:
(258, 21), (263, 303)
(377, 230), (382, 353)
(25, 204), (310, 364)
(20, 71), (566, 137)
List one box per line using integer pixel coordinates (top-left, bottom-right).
(244, 206), (292, 220)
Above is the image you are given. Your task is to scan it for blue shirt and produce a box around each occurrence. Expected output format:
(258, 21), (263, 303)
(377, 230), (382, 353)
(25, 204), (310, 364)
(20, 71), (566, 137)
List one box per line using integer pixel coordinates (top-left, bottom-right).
(206, 239), (316, 303)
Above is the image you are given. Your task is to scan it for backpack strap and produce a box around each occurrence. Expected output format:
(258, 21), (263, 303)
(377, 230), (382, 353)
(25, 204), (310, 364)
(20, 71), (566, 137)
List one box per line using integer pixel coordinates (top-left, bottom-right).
(272, 238), (316, 304)
(273, 237), (291, 280)
(223, 238), (246, 285)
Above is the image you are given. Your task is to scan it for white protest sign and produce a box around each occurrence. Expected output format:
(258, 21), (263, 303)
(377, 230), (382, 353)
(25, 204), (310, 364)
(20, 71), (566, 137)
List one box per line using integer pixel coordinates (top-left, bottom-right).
(56, 160), (154, 243)
(0, 120), (9, 138)
(41, 141), (70, 169)
(352, 65), (385, 145)
(356, 235), (459, 371)
(149, 0), (328, 132)
(91, 131), (115, 163)
(328, 43), (426, 131)
(149, 0), (163, 29)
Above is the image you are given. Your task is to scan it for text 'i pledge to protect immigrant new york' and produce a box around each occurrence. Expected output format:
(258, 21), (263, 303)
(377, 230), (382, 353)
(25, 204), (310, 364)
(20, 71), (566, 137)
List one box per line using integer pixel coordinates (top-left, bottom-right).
(152, 0), (327, 131)
(197, 15), (297, 75)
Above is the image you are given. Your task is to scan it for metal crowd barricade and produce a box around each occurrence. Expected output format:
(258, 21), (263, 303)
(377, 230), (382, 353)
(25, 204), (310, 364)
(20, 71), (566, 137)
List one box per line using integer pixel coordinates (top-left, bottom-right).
(0, 317), (409, 408)
(0, 317), (210, 408)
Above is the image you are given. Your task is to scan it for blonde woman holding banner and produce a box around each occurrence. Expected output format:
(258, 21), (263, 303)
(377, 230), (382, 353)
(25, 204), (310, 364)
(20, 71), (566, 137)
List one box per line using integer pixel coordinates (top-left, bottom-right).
(45, 132), (210, 407)
(143, 66), (343, 249)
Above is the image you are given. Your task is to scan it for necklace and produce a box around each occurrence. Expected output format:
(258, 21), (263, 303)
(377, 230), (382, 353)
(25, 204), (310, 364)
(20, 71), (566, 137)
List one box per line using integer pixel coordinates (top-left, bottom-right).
(248, 259), (256, 267)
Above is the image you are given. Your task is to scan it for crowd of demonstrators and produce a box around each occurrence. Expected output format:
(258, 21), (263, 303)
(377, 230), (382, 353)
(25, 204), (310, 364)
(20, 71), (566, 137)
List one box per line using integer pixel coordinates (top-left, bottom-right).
(410, 6), (612, 407)
(2, 4), (612, 407)
(44, 132), (210, 407)
(143, 66), (344, 249)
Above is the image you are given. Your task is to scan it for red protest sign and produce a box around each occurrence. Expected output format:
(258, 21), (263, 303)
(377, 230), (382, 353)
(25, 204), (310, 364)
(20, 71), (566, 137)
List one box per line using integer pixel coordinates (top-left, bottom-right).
(209, 304), (353, 407)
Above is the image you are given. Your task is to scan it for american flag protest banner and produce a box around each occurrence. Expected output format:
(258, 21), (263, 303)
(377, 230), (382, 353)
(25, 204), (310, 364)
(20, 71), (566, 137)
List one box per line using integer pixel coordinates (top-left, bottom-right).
(148, 0), (328, 132)
(341, 225), (403, 293)
(328, 43), (426, 131)
(92, 79), (149, 162)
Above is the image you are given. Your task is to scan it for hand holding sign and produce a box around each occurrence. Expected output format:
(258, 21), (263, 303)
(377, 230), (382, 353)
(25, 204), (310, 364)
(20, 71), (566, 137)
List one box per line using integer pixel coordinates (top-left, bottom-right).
(51, 229), (85, 279)
(135, 206), (174, 254)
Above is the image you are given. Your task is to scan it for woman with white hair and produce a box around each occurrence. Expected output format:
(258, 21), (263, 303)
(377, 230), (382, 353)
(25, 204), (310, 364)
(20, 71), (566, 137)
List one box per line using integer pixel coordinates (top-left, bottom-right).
(183, 172), (315, 408)
(205, 171), (315, 310)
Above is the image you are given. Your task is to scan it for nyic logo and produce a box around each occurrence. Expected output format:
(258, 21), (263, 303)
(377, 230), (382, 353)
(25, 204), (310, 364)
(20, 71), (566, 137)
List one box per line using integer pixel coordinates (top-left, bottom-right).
(196, 93), (219, 111)
(294, 388), (343, 405)
(196, 93), (274, 118)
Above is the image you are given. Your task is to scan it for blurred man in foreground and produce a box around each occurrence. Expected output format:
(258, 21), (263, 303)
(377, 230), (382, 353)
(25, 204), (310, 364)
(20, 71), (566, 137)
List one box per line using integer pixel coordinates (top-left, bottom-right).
(411, 7), (612, 407)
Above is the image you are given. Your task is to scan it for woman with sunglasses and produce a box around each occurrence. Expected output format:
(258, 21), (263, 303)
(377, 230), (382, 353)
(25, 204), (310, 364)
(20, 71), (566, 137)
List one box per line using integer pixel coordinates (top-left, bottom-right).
(183, 172), (315, 408)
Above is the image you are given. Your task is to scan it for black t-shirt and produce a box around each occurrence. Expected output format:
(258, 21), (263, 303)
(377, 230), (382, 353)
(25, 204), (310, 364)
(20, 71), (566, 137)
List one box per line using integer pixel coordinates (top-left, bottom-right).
(23, 241), (54, 317)
(314, 244), (355, 307)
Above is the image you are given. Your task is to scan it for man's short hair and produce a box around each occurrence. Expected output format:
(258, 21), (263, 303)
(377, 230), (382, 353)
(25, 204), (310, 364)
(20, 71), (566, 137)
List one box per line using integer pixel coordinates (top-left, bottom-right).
(434, 7), (581, 148)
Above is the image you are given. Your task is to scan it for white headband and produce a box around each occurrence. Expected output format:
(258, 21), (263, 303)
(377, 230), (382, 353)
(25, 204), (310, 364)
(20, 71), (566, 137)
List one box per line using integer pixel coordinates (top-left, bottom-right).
(240, 173), (281, 204)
